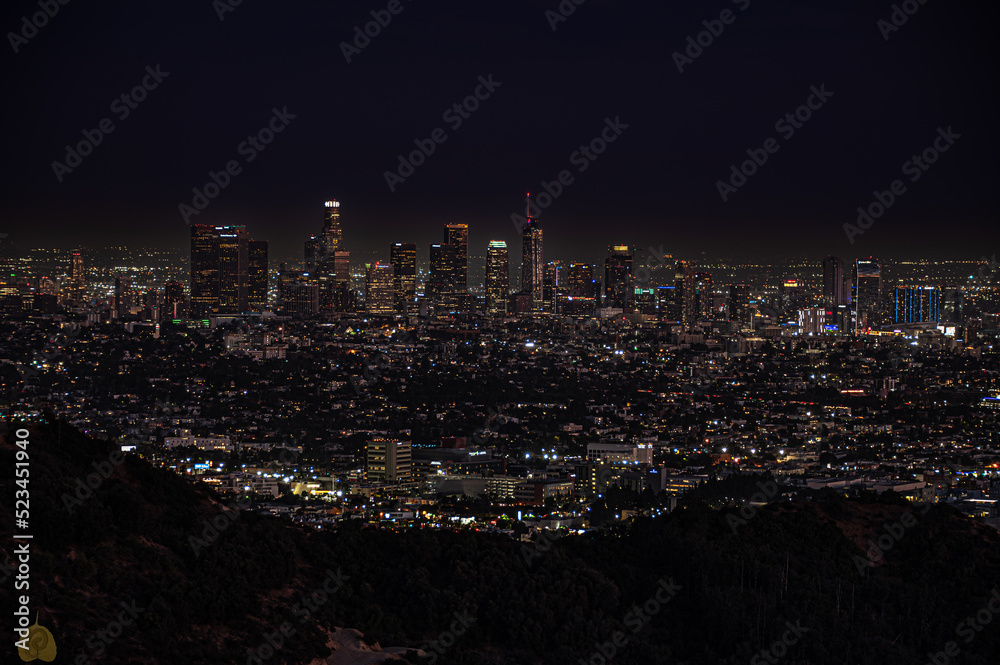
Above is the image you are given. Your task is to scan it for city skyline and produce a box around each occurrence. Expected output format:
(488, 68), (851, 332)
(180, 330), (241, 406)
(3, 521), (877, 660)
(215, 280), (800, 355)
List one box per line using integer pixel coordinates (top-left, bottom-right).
(2, 2), (997, 261)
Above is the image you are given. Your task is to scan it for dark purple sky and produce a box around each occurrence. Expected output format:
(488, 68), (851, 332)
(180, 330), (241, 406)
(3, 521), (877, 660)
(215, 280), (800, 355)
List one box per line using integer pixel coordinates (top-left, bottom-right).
(1, 0), (997, 266)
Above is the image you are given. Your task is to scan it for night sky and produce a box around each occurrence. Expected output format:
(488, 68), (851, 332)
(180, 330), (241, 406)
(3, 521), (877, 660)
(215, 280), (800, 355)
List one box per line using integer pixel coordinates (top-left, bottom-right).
(2, 0), (997, 265)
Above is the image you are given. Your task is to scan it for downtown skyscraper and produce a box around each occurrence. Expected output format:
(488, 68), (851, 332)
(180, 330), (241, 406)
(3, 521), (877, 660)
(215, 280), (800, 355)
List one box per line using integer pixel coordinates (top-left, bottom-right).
(520, 201), (543, 311)
(366, 262), (395, 315)
(823, 255), (844, 307)
(429, 243), (460, 313)
(604, 245), (633, 309)
(190, 224), (268, 317)
(390, 242), (417, 314)
(853, 258), (883, 331)
(485, 240), (509, 315)
(444, 223), (469, 294)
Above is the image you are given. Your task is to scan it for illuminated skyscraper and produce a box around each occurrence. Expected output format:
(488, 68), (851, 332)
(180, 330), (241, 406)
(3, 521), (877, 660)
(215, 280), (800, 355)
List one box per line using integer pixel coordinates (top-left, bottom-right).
(190, 225), (264, 317)
(567, 263), (596, 298)
(853, 258), (882, 331)
(520, 199), (543, 310)
(306, 201), (353, 313)
(248, 239), (269, 312)
(676, 261), (697, 329)
(390, 242), (417, 314)
(696, 272), (714, 321)
(486, 240), (509, 315)
(190, 225), (221, 318)
(444, 223), (469, 293)
(366, 262), (395, 315)
(604, 245), (633, 308)
(429, 243), (460, 312)
(729, 283), (750, 326)
(893, 287), (940, 323)
(217, 226), (249, 314)
(322, 200), (343, 254)
(543, 261), (564, 313)
(67, 252), (86, 303)
(823, 255), (844, 307)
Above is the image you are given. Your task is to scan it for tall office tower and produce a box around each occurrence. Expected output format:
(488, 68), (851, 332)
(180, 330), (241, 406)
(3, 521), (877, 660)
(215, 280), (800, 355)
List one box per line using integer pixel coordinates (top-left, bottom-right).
(322, 200), (343, 254)
(604, 245), (633, 309)
(190, 225), (258, 317)
(66, 251), (86, 303)
(390, 243), (417, 314)
(635, 288), (657, 315)
(190, 225), (221, 318)
(248, 239), (269, 312)
(543, 261), (564, 313)
(696, 272), (714, 321)
(486, 240), (510, 315)
(853, 258), (882, 331)
(365, 262), (395, 315)
(429, 243), (460, 312)
(893, 287), (940, 324)
(676, 261), (698, 329)
(217, 226), (249, 314)
(567, 262), (597, 298)
(779, 280), (803, 312)
(164, 280), (186, 320)
(823, 255), (844, 307)
(284, 281), (320, 318)
(521, 203), (543, 310)
(304, 235), (322, 271)
(444, 223), (469, 293)
(729, 283), (750, 325)
(365, 438), (412, 484)
(656, 285), (679, 321)
(113, 275), (126, 317)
